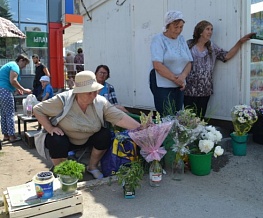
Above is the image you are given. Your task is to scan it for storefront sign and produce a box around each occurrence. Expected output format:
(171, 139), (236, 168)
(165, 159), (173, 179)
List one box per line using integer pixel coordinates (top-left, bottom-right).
(26, 31), (48, 48)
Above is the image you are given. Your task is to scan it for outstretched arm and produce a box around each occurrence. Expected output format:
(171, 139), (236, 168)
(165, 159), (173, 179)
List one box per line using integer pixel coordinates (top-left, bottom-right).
(43, 67), (50, 77)
(225, 33), (256, 61)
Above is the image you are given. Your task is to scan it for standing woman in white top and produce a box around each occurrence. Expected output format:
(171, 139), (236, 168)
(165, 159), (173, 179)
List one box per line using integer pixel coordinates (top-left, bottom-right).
(150, 11), (193, 115)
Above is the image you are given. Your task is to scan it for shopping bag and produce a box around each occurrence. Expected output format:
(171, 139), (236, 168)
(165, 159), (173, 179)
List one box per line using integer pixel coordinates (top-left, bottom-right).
(22, 94), (40, 115)
(101, 130), (138, 177)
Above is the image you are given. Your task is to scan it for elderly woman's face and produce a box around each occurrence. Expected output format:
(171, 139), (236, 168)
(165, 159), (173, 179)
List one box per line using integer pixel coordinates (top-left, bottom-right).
(76, 91), (98, 104)
(95, 67), (109, 84)
(166, 20), (184, 39)
(200, 25), (213, 41)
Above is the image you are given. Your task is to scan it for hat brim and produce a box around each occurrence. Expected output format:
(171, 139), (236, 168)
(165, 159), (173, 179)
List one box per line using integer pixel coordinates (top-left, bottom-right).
(73, 83), (104, 94)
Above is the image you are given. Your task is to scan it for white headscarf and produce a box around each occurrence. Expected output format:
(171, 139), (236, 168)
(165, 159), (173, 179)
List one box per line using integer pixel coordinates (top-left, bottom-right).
(163, 10), (184, 32)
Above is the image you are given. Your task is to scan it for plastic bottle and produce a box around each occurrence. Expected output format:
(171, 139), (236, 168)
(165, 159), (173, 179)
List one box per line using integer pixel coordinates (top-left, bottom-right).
(149, 160), (162, 187)
(26, 95), (33, 118)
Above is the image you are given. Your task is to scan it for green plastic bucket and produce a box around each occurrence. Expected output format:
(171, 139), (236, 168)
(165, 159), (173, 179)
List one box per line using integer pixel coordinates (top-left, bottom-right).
(230, 133), (248, 156)
(189, 152), (212, 176)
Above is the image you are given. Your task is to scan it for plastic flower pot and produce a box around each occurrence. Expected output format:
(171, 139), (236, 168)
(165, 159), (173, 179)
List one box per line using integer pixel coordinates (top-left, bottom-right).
(123, 184), (135, 199)
(188, 152), (212, 176)
(230, 133), (248, 156)
(58, 175), (78, 192)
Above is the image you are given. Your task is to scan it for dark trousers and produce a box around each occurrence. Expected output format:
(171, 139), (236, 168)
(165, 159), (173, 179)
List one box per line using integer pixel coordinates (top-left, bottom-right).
(184, 95), (210, 118)
(33, 85), (43, 101)
(45, 127), (111, 159)
(149, 69), (184, 115)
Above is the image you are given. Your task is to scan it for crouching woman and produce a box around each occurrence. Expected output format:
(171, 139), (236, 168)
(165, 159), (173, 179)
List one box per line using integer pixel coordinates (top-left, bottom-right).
(33, 71), (140, 179)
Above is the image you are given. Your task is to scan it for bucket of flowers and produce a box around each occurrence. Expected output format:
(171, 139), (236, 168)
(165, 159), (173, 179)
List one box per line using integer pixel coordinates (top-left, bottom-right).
(188, 125), (224, 176)
(230, 104), (258, 156)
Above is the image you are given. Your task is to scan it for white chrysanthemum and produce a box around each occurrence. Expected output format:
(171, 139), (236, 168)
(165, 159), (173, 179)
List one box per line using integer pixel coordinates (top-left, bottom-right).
(214, 146), (224, 158)
(198, 140), (214, 154)
(214, 131), (222, 143)
(206, 125), (216, 132)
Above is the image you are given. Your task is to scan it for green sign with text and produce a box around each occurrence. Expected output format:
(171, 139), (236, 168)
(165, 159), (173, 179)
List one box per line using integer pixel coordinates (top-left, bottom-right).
(26, 31), (48, 48)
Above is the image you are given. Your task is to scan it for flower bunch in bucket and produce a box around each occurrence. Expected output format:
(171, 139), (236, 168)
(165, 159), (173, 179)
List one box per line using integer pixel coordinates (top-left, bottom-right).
(191, 125), (224, 157)
(168, 109), (206, 154)
(231, 104), (258, 136)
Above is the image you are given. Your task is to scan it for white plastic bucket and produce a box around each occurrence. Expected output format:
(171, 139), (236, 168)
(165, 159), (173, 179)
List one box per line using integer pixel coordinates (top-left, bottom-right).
(33, 171), (54, 199)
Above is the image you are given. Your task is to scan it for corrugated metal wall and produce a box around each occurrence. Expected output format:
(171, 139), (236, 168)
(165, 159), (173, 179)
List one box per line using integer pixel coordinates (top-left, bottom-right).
(82, 0), (250, 120)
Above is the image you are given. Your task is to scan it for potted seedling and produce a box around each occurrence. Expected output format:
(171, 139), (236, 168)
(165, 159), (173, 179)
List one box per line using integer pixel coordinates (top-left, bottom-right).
(54, 160), (85, 192)
(116, 160), (144, 199)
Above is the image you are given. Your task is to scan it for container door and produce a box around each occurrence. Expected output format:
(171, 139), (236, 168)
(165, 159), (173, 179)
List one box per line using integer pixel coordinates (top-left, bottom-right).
(250, 0), (263, 107)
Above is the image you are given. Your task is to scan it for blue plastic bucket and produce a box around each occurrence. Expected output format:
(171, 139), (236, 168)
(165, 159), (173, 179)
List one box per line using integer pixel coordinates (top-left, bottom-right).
(33, 171), (54, 199)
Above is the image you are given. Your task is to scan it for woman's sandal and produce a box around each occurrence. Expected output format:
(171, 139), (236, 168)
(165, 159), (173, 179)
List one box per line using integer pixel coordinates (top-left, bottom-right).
(9, 136), (21, 143)
(87, 168), (103, 179)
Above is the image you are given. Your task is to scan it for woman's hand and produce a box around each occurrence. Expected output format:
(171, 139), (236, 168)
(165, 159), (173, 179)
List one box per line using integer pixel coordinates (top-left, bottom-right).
(24, 88), (32, 94)
(171, 75), (183, 86)
(226, 32), (257, 61)
(48, 126), (64, 136)
(239, 32), (256, 43)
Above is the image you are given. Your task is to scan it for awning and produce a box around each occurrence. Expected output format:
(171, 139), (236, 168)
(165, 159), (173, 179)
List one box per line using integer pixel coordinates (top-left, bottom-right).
(0, 17), (26, 38)
(63, 23), (83, 47)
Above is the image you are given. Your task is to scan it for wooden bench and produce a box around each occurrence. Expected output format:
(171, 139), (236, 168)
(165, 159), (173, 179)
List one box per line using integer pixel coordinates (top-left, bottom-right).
(14, 94), (27, 112)
(24, 130), (40, 149)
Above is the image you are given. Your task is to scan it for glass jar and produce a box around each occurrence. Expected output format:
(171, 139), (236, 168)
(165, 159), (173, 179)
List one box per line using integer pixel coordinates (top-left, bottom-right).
(172, 153), (184, 181)
(149, 160), (162, 187)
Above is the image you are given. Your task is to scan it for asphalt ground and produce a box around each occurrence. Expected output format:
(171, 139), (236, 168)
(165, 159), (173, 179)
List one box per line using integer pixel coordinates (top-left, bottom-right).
(0, 105), (262, 218)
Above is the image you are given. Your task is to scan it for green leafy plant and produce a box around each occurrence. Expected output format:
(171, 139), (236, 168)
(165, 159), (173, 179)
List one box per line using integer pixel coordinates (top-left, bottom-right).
(54, 160), (85, 180)
(116, 160), (144, 191)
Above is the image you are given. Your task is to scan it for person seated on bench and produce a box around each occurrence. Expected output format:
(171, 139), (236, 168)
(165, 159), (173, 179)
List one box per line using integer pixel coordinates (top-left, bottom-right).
(40, 76), (53, 101)
(33, 71), (140, 179)
(95, 65), (129, 113)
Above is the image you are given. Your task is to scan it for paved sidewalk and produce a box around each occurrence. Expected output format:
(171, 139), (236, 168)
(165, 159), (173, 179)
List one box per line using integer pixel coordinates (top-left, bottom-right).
(0, 106), (263, 218)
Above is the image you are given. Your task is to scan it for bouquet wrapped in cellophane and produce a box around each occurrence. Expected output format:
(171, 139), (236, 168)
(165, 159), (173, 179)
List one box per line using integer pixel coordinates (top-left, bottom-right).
(162, 110), (206, 156)
(128, 111), (174, 162)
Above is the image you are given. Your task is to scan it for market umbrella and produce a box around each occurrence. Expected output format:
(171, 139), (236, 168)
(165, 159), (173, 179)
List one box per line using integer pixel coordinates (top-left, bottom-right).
(0, 17), (25, 38)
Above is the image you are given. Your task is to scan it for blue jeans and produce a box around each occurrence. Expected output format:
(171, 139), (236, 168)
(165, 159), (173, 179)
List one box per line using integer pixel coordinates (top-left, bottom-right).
(149, 69), (184, 115)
